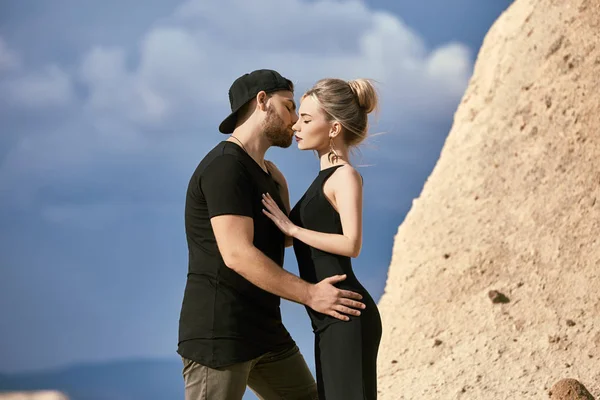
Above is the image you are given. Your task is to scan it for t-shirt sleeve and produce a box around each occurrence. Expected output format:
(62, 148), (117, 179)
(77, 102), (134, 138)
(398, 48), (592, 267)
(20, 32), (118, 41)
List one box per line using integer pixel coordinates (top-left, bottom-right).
(200, 155), (254, 219)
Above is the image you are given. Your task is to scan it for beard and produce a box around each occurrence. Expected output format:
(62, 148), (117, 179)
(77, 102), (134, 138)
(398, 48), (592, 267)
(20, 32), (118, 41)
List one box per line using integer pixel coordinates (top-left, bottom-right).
(262, 105), (293, 148)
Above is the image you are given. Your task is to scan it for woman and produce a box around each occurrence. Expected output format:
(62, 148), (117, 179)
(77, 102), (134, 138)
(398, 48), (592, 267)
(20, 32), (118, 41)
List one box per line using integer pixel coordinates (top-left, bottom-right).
(262, 78), (382, 400)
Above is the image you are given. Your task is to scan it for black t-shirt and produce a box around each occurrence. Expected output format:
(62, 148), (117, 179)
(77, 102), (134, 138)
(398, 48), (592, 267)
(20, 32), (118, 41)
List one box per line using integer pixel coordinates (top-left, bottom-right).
(177, 141), (295, 368)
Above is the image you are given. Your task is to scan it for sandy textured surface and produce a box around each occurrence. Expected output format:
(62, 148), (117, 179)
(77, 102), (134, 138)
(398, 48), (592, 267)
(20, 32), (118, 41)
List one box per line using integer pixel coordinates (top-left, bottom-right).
(377, 0), (600, 398)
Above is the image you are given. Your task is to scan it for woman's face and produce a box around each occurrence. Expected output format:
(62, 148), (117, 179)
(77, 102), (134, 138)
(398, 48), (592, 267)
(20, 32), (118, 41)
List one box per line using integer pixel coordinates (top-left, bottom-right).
(291, 95), (332, 152)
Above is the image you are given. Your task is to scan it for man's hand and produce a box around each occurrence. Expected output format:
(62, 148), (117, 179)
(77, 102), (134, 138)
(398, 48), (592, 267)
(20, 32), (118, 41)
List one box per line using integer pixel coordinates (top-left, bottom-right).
(306, 275), (366, 321)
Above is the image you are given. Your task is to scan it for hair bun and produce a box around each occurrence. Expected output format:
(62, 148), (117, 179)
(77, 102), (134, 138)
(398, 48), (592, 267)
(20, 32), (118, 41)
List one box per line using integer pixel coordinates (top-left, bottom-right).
(348, 79), (378, 114)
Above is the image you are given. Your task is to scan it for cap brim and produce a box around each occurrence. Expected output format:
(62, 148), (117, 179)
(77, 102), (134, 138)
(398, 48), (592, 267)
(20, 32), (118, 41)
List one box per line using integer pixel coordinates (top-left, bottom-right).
(218, 111), (238, 134)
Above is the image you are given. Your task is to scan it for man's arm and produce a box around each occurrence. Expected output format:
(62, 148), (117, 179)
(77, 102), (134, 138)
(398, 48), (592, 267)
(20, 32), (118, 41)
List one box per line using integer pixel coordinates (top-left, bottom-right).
(211, 214), (365, 321)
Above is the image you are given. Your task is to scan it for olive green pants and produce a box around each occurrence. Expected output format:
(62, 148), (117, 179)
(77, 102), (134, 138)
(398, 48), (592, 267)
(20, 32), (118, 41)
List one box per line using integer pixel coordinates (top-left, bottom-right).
(182, 345), (318, 400)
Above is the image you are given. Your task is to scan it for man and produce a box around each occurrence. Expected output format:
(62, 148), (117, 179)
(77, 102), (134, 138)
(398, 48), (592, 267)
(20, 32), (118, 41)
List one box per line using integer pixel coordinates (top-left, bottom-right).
(178, 69), (366, 399)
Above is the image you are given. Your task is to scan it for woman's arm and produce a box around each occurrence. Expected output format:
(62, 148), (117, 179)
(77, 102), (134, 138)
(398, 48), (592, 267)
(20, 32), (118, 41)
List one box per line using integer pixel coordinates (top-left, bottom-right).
(262, 165), (363, 257)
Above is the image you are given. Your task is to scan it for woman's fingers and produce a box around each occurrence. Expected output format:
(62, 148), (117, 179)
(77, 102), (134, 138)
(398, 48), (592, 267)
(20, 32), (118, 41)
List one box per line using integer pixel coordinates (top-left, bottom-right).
(262, 210), (284, 229)
(262, 209), (276, 221)
(261, 196), (283, 217)
(261, 199), (278, 215)
(262, 208), (285, 231)
(261, 193), (276, 207)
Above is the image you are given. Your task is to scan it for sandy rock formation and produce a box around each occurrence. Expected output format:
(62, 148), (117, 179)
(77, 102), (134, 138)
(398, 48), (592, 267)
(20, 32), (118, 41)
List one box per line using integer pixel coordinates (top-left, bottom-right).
(0, 392), (69, 400)
(550, 379), (595, 400)
(377, 0), (600, 398)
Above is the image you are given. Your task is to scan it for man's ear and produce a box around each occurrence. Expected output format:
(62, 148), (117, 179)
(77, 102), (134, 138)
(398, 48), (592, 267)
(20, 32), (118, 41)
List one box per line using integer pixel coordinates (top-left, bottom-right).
(256, 91), (269, 112)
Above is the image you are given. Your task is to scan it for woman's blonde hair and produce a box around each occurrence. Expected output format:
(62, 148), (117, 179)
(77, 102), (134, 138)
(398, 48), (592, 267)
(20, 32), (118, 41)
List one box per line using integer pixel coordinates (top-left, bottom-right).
(303, 78), (378, 147)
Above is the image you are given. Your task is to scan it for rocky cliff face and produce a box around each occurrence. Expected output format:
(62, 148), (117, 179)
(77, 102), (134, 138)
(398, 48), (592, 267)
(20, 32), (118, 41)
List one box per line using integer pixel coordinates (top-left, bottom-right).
(377, 0), (600, 398)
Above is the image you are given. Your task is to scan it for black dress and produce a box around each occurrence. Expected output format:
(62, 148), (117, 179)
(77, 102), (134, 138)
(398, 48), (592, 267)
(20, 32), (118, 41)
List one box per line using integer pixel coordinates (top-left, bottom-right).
(289, 165), (382, 400)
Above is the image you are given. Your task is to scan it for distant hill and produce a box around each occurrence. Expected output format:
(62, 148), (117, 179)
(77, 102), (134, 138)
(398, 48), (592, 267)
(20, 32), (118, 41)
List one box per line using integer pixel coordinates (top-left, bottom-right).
(0, 391), (69, 400)
(0, 359), (183, 400)
(0, 358), (262, 400)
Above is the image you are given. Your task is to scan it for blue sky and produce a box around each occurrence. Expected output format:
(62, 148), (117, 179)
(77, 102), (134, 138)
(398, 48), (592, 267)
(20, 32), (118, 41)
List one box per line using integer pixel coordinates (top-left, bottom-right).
(0, 0), (512, 376)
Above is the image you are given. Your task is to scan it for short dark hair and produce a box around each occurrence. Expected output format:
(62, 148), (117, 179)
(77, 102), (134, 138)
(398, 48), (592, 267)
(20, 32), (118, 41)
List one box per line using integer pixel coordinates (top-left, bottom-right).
(236, 83), (294, 122)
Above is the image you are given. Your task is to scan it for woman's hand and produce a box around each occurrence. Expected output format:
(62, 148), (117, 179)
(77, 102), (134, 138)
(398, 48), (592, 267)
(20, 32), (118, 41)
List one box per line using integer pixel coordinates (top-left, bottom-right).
(262, 193), (298, 237)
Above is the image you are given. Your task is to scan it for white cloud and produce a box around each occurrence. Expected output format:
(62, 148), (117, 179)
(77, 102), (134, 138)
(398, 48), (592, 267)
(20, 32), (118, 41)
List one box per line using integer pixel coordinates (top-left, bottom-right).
(172, 0), (372, 54)
(80, 46), (169, 126)
(0, 115), (155, 207)
(0, 37), (20, 71)
(76, 0), (471, 127)
(426, 43), (473, 92)
(6, 64), (74, 108)
(1, 0), (473, 209)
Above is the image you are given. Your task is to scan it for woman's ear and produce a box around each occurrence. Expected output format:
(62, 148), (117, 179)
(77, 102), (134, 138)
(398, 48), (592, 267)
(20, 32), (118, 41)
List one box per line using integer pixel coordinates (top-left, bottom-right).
(329, 121), (342, 138)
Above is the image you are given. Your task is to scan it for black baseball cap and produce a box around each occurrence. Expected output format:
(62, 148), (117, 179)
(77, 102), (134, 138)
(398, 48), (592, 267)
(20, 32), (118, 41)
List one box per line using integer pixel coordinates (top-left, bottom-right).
(218, 69), (293, 134)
